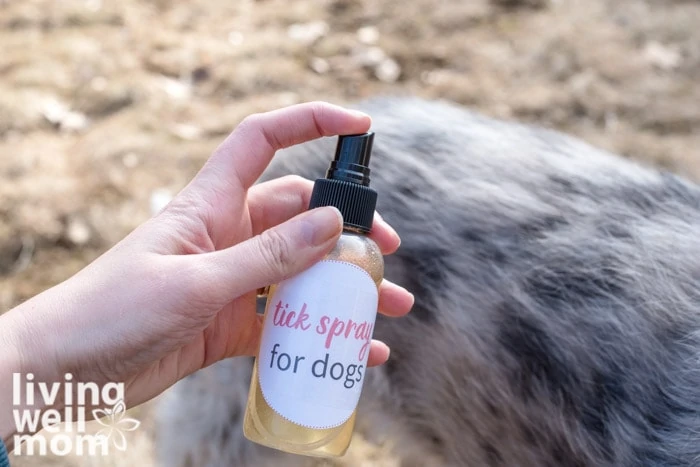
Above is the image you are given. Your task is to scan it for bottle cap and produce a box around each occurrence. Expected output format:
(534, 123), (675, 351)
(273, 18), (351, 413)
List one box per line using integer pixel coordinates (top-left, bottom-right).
(308, 133), (377, 233)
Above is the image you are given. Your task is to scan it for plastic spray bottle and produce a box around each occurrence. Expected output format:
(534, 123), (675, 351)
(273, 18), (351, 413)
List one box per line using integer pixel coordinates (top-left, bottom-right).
(243, 132), (383, 457)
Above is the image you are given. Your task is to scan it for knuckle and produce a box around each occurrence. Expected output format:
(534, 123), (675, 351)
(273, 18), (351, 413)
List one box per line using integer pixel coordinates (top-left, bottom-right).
(168, 259), (203, 298)
(308, 100), (330, 112)
(238, 112), (264, 132)
(307, 102), (328, 135)
(258, 228), (294, 276)
(239, 112), (279, 150)
(280, 174), (312, 190)
(177, 259), (223, 311)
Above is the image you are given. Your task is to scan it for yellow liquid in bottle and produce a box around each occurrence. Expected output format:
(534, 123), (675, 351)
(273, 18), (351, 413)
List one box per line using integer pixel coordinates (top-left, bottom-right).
(243, 231), (384, 457)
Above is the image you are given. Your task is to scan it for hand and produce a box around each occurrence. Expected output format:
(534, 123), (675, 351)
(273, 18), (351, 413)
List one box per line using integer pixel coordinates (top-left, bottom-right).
(0, 102), (413, 447)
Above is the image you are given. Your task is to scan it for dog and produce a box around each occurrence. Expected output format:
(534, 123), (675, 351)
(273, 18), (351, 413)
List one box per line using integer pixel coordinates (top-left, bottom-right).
(156, 97), (700, 466)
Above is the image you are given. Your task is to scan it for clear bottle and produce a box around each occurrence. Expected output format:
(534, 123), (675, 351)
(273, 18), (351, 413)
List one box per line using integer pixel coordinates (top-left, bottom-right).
(243, 133), (383, 457)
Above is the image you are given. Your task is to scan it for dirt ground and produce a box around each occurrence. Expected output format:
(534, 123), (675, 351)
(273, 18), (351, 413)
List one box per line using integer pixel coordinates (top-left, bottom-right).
(2, 0), (699, 465)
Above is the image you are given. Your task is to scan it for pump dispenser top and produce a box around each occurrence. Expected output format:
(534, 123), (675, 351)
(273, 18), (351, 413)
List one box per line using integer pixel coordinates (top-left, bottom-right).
(309, 132), (377, 233)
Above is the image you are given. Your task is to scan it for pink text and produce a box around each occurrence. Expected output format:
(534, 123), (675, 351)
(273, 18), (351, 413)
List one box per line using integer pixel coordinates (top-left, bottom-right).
(271, 301), (311, 331)
(316, 316), (373, 361)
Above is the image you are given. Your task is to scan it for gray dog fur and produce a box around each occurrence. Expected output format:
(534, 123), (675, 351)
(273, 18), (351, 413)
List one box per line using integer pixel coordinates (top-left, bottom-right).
(156, 97), (700, 467)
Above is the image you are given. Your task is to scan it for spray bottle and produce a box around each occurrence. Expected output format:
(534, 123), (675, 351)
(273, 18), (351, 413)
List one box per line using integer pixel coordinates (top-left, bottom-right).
(243, 132), (383, 457)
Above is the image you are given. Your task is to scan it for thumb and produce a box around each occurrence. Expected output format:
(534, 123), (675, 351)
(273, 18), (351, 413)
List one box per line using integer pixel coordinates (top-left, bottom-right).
(195, 206), (343, 305)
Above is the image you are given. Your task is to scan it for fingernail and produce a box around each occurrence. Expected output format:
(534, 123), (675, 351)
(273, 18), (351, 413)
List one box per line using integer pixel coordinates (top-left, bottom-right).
(299, 207), (342, 246)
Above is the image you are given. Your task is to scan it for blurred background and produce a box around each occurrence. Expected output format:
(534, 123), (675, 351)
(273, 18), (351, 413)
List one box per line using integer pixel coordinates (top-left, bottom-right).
(2, 0), (699, 465)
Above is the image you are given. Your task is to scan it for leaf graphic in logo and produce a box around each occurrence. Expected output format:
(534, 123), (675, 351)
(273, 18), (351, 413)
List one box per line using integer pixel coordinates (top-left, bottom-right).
(92, 399), (140, 452)
(111, 428), (128, 452)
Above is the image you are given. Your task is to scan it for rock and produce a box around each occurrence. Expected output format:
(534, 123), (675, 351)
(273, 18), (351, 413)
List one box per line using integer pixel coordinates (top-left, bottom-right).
(353, 46), (387, 67)
(644, 41), (682, 71)
(41, 98), (89, 133)
(122, 152), (139, 168)
(287, 21), (329, 45)
(168, 123), (202, 141)
(309, 57), (330, 74)
(159, 77), (192, 100)
(228, 31), (244, 46)
(150, 189), (173, 216)
(65, 217), (92, 247)
(357, 26), (379, 45)
(351, 46), (401, 82)
(375, 57), (401, 83)
(74, 80), (135, 117)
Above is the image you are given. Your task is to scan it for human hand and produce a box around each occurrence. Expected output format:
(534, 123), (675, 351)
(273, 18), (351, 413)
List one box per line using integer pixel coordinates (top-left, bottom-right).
(0, 102), (413, 445)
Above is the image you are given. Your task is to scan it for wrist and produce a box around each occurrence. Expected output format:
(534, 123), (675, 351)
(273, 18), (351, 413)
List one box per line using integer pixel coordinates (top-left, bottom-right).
(0, 308), (27, 451)
(0, 295), (64, 452)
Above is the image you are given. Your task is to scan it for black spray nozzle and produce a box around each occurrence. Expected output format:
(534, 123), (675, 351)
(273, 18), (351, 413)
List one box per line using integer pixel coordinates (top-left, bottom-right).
(326, 132), (374, 186)
(308, 132), (378, 233)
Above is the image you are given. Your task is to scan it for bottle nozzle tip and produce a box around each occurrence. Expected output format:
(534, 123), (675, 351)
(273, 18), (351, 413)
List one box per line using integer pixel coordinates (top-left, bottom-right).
(327, 132), (374, 186)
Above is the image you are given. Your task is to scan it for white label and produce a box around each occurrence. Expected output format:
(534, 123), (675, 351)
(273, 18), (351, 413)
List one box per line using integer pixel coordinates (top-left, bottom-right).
(257, 260), (379, 429)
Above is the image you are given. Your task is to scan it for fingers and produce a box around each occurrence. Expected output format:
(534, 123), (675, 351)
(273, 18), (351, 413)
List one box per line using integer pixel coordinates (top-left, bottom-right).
(247, 176), (315, 236)
(378, 280), (414, 317)
(368, 281), (413, 367)
(193, 207), (343, 305)
(371, 212), (401, 255)
(367, 340), (391, 367)
(188, 102), (371, 198)
(248, 176), (402, 255)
